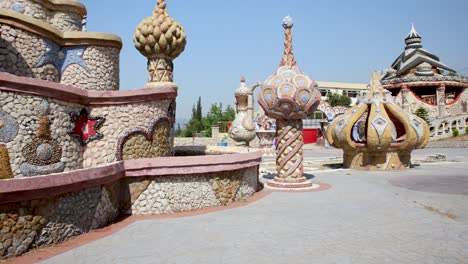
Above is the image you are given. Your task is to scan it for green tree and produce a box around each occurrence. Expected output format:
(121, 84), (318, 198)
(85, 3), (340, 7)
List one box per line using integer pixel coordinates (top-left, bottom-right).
(205, 103), (223, 126)
(175, 123), (182, 137)
(327, 92), (351, 107)
(196, 96), (202, 123)
(222, 105), (236, 121)
(179, 99), (237, 137)
(414, 107), (431, 125)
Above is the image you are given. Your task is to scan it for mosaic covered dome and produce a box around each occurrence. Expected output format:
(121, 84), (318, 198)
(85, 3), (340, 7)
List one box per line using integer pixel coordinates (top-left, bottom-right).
(258, 16), (321, 120)
(326, 73), (430, 170)
(134, 0), (186, 60)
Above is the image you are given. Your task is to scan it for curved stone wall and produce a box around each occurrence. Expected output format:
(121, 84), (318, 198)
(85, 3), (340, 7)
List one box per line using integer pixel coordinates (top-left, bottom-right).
(446, 88), (468, 116)
(0, 10), (121, 91)
(0, 91), (84, 176)
(0, 0), (86, 31)
(83, 101), (174, 168)
(0, 152), (261, 260)
(0, 73), (177, 177)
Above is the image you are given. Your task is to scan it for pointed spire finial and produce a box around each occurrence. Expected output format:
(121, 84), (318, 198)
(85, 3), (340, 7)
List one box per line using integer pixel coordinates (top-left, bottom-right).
(405, 23), (422, 48)
(280, 15), (296, 67)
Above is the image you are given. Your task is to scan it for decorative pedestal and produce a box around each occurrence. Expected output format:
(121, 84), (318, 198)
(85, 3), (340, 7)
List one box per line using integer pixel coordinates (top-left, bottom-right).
(256, 130), (276, 156)
(266, 119), (313, 189)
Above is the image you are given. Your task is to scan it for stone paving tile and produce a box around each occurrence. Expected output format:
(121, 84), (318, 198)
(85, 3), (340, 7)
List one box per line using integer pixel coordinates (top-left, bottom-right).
(42, 159), (468, 264)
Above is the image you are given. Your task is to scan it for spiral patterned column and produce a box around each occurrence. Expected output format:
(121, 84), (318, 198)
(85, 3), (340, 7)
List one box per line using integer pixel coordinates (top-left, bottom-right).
(268, 119), (312, 188)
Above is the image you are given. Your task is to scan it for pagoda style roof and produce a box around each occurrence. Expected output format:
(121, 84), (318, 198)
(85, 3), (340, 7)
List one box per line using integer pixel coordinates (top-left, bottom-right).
(383, 24), (456, 80)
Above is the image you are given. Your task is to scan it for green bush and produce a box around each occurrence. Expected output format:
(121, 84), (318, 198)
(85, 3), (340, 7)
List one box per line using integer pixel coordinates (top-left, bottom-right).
(466, 126), (468, 134)
(452, 129), (459, 137)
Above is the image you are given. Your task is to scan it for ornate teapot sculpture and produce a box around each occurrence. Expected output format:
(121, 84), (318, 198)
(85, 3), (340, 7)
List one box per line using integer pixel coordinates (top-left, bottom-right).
(229, 77), (260, 146)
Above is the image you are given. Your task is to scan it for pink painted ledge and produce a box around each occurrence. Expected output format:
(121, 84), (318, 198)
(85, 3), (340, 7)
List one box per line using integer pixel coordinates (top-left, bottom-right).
(0, 152), (262, 205)
(0, 72), (177, 105)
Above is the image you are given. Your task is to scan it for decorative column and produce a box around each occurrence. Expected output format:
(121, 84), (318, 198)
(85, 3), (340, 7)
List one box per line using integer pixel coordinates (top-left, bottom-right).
(437, 85), (447, 117)
(401, 85), (410, 111)
(133, 0), (186, 156)
(134, 0), (186, 89)
(274, 119), (305, 184)
(257, 16), (321, 189)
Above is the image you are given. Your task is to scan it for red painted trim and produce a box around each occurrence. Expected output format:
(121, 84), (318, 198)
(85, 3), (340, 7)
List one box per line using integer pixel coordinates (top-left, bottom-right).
(446, 90), (463, 106)
(0, 73), (177, 105)
(384, 81), (468, 89)
(0, 152), (263, 205)
(408, 89), (437, 106)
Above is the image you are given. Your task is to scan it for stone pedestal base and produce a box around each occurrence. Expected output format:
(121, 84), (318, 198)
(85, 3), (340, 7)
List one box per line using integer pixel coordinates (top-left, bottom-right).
(344, 151), (410, 170)
(266, 179), (314, 189)
(265, 179), (320, 191)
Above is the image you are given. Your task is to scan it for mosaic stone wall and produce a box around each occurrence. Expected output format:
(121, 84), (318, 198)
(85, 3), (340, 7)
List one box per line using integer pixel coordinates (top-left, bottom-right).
(0, 182), (120, 260)
(0, 24), (120, 91)
(0, 165), (259, 259)
(395, 92), (438, 118)
(446, 89), (468, 116)
(127, 166), (258, 215)
(60, 45), (120, 91)
(0, 0), (83, 31)
(0, 91), (83, 177)
(0, 91), (172, 177)
(396, 88), (468, 120)
(83, 100), (173, 168)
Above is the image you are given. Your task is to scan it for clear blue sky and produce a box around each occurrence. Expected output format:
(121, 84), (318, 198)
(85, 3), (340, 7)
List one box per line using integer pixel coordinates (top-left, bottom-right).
(81, 0), (468, 120)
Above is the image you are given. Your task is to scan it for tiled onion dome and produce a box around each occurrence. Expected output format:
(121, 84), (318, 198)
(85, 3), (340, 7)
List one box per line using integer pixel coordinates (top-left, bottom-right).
(134, 0), (186, 60)
(258, 16), (321, 120)
(326, 73), (430, 170)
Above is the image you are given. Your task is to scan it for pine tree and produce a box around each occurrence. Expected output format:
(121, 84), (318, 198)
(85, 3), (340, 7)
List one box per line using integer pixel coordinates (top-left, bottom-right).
(414, 107), (431, 125)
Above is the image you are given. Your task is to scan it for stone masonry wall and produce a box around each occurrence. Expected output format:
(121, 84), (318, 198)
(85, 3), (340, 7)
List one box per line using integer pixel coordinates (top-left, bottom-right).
(0, 166), (259, 259)
(395, 88), (468, 120)
(446, 88), (468, 116)
(0, 24), (120, 91)
(83, 99), (174, 168)
(0, 0), (83, 31)
(60, 45), (120, 91)
(395, 92), (438, 118)
(0, 91), (83, 177)
(126, 167), (258, 215)
(0, 91), (172, 177)
(0, 181), (120, 260)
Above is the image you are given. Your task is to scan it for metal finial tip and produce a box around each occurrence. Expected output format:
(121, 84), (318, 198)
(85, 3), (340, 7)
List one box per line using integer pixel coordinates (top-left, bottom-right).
(240, 76), (246, 83)
(282, 15), (294, 28)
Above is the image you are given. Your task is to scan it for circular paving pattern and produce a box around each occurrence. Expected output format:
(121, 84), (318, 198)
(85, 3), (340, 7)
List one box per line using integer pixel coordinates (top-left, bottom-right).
(389, 174), (468, 195)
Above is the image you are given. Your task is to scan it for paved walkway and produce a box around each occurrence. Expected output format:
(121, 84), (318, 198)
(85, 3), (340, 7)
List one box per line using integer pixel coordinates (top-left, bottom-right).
(40, 153), (468, 264)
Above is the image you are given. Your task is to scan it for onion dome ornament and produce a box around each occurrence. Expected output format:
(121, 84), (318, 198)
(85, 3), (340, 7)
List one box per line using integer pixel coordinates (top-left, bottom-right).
(134, 0), (186, 89)
(326, 72), (430, 170)
(257, 16), (321, 189)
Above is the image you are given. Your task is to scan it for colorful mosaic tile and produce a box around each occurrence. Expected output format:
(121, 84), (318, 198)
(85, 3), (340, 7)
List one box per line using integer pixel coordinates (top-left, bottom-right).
(10, 2), (25, 13)
(36, 39), (89, 80)
(0, 110), (19, 143)
(69, 108), (105, 145)
(116, 117), (171, 161)
(0, 144), (13, 179)
(20, 114), (64, 177)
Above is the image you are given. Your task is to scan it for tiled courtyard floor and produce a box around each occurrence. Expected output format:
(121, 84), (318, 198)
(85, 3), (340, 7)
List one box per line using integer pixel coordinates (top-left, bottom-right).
(20, 149), (468, 263)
